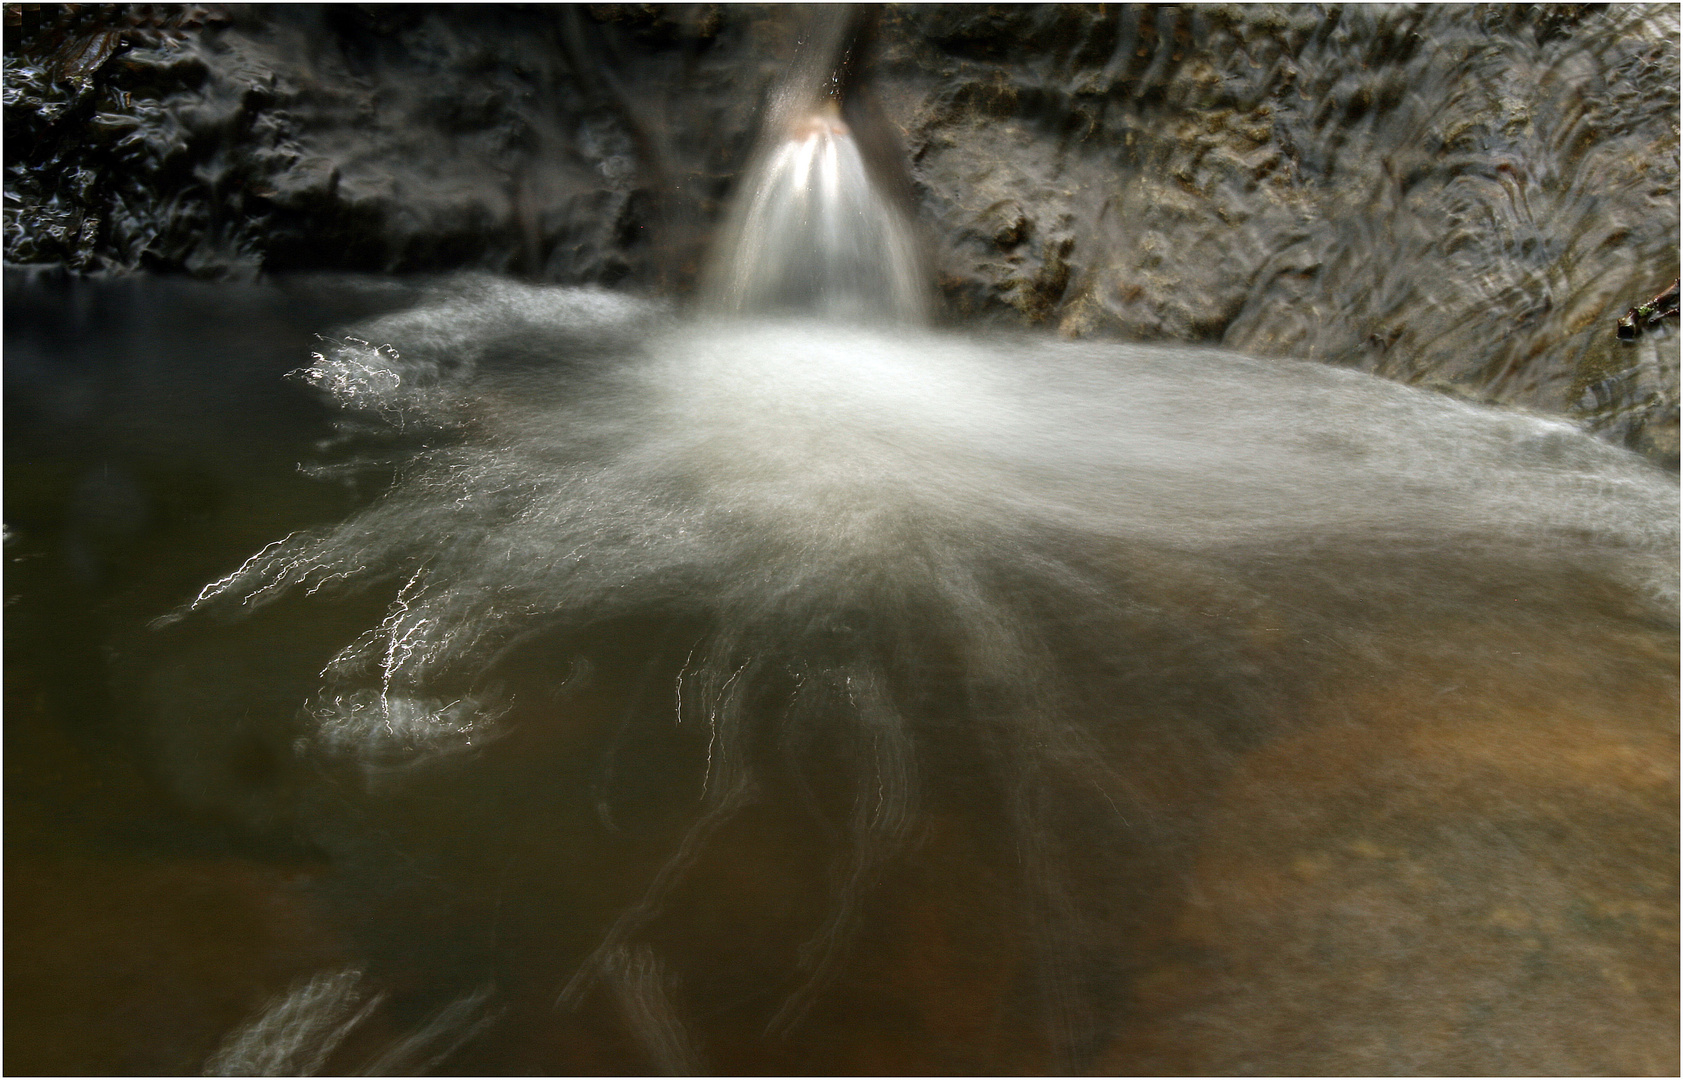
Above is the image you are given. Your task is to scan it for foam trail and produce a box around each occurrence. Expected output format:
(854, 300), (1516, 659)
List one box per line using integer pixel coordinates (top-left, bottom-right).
(172, 284), (1680, 771)
(601, 945), (706, 1075)
(204, 968), (381, 1077)
(357, 987), (498, 1076)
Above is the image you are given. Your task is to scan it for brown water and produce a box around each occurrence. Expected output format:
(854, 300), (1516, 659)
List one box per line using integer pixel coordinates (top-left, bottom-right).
(5, 270), (1676, 1074)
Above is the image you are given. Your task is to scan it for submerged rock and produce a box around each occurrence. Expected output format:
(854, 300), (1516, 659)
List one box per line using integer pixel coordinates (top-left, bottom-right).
(4, 4), (1678, 464)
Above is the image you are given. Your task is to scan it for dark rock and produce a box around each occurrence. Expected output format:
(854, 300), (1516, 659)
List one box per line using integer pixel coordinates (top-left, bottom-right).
(4, 5), (805, 283)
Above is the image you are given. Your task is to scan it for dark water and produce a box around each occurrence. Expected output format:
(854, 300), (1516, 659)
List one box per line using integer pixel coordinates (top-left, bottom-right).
(6, 267), (1677, 1075)
(5, 275), (409, 1073)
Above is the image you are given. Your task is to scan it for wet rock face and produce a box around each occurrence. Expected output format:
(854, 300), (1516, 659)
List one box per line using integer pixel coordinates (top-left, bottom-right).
(2, 4), (792, 284)
(875, 4), (1680, 466)
(5, 4), (1679, 464)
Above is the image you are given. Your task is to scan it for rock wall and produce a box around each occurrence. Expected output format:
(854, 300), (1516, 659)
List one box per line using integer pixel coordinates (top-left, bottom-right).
(5, 3), (1678, 464)
(3, 4), (781, 283)
(876, 5), (1680, 465)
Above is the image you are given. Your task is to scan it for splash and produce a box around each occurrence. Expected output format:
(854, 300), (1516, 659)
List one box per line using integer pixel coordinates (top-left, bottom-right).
(177, 285), (1679, 712)
(204, 968), (495, 1077)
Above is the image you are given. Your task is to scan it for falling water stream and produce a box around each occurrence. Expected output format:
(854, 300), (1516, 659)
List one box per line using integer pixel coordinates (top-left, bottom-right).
(5, 13), (1678, 1077)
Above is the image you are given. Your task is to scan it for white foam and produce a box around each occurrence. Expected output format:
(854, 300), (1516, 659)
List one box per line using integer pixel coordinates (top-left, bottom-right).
(203, 968), (379, 1077)
(179, 289), (1676, 769)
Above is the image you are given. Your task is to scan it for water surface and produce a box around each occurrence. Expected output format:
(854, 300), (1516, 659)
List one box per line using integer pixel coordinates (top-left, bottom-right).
(6, 270), (1676, 1074)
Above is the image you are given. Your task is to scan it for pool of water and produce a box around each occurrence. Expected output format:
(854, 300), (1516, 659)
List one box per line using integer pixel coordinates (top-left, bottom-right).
(5, 270), (1677, 1074)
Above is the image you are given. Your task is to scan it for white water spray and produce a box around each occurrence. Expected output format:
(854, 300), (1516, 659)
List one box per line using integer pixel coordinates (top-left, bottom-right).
(701, 104), (930, 323)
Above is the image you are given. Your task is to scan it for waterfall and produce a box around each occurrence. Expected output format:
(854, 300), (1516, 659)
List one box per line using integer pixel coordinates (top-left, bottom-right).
(700, 103), (930, 323)
(699, 8), (929, 323)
